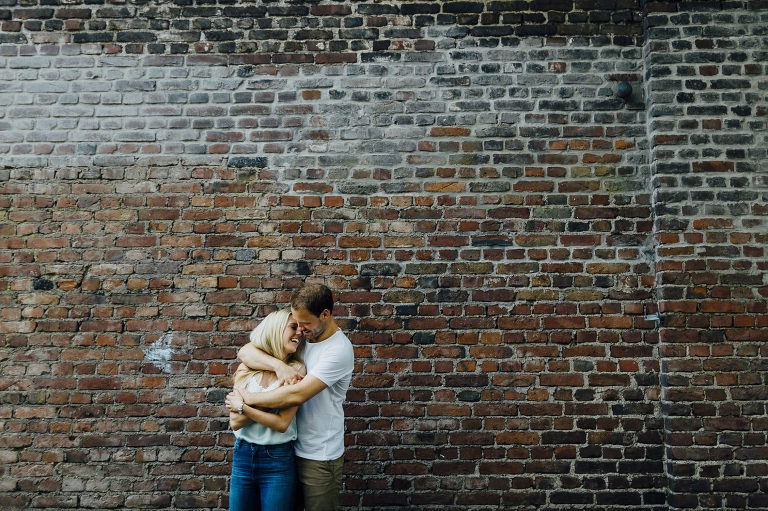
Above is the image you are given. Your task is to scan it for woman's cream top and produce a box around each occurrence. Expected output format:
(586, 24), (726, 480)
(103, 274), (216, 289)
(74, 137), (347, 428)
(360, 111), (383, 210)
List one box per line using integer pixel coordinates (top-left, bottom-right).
(233, 373), (297, 445)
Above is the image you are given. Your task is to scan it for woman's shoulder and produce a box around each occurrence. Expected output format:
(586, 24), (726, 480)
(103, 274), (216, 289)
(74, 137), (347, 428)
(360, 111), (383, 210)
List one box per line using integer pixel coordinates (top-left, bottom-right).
(246, 371), (277, 391)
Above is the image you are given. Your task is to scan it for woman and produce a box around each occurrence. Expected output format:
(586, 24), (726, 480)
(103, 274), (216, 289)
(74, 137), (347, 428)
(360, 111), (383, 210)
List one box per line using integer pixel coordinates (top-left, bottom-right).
(225, 309), (305, 511)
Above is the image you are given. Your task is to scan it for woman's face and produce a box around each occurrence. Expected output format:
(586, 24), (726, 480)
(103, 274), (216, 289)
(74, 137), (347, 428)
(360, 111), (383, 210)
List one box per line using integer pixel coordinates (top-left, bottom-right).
(281, 315), (302, 356)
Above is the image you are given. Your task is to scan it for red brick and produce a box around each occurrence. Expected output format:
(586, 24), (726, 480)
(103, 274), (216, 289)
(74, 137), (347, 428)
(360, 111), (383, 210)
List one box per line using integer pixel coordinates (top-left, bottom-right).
(692, 160), (734, 172)
(540, 374), (583, 386)
(542, 317), (586, 329)
(78, 377), (121, 390)
(430, 127), (471, 137)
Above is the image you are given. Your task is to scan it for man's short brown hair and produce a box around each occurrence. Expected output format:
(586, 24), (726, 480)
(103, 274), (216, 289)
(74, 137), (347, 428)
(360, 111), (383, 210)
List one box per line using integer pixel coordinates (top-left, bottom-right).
(290, 283), (333, 317)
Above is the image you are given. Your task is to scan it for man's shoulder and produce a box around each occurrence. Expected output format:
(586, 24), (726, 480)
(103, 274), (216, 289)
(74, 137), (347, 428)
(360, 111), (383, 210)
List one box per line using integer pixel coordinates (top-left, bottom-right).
(318, 330), (351, 353)
(330, 328), (352, 344)
(305, 330), (354, 382)
(307, 329), (349, 349)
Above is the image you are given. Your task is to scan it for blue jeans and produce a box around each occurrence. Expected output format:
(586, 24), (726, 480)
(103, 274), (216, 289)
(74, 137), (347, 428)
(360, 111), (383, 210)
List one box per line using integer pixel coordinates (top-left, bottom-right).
(230, 438), (297, 511)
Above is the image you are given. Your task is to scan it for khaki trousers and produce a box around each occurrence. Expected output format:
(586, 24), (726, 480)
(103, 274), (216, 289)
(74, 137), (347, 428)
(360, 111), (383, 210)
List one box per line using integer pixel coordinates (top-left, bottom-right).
(295, 455), (344, 511)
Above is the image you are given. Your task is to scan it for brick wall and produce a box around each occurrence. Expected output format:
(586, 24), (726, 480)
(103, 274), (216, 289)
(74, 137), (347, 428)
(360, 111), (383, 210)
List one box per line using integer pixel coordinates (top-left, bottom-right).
(0, 1), (765, 510)
(645, 3), (768, 509)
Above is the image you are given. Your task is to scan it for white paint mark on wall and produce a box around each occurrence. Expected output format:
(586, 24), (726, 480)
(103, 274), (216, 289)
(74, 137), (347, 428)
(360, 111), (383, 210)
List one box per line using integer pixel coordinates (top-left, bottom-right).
(143, 332), (184, 373)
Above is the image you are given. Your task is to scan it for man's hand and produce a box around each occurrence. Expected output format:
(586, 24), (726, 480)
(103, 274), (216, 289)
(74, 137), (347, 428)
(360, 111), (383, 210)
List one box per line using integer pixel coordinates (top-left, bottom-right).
(275, 363), (303, 386)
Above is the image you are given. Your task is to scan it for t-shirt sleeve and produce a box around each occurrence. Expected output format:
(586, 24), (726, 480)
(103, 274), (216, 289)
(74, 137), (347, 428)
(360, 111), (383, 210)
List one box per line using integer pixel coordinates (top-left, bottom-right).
(308, 338), (354, 387)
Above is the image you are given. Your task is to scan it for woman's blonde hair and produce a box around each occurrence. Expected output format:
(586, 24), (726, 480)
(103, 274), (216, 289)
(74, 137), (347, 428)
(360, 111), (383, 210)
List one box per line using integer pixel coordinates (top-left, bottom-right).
(233, 309), (302, 388)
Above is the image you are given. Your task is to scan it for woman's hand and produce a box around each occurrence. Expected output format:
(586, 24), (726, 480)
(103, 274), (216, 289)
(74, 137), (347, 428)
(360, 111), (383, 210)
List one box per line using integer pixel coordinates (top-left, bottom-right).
(275, 363), (303, 386)
(234, 386), (261, 407)
(229, 411), (249, 431)
(225, 390), (244, 413)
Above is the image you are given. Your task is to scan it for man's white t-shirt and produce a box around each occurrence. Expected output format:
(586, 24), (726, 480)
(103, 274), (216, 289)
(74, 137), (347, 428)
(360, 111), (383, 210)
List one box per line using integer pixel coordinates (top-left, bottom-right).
(294, 329), (354, 461)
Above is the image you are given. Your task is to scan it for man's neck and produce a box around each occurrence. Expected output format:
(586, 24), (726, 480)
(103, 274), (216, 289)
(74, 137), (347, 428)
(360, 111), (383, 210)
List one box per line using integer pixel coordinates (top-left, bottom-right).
(312, 319), (339, 343)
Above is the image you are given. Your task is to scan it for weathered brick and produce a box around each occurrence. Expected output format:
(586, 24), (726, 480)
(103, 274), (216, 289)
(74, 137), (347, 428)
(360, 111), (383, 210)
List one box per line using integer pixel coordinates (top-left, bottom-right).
(0, 4), (764, 510)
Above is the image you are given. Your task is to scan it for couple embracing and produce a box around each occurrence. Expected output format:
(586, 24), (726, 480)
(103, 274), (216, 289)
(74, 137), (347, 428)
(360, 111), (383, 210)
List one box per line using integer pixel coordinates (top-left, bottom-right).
(225, 283), (354, 511)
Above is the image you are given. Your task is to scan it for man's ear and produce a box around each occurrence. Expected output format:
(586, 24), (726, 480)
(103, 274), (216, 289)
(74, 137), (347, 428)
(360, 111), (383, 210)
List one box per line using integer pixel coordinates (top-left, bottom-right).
(320, 309), (331, 320)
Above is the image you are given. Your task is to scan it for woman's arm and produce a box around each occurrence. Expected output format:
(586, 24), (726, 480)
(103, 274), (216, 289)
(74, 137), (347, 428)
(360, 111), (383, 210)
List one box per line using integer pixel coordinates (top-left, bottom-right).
(243, 404), (299, 434)
(226, 388), (299, 433)
(230, 411), (250, 431)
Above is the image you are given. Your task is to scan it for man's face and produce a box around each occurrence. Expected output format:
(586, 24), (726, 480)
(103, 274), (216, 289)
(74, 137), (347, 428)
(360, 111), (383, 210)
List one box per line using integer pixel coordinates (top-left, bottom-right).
(291, 307), (328, 342)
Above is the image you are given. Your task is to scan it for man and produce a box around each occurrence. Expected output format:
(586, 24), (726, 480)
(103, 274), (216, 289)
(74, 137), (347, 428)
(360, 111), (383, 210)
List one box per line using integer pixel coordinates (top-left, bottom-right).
(231, 283), (354, 511)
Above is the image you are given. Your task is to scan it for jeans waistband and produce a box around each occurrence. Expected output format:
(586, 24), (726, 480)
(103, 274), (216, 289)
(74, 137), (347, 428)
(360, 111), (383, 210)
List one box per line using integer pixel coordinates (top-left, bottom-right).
(235, 437), (294, 451)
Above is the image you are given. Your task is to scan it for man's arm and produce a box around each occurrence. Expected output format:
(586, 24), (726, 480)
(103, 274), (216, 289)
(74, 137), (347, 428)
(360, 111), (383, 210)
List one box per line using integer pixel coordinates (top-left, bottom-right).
(238, 343), (303, 384)
(237, 374), (328, 409)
